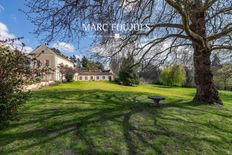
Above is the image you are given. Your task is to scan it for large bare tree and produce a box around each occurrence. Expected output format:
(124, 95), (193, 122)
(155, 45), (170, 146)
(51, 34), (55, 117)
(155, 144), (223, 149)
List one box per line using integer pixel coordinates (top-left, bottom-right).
(24, 0), (232, 105)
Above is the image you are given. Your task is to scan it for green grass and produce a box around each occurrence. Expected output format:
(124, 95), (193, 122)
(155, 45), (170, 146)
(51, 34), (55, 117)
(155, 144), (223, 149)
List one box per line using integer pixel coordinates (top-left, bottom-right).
(0, 81), (232, 155)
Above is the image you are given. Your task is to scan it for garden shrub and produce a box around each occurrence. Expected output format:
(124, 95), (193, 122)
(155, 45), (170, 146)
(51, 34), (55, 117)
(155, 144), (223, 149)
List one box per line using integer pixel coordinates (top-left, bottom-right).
(0, 46), (32, 122)
(58, 63), (76, 82)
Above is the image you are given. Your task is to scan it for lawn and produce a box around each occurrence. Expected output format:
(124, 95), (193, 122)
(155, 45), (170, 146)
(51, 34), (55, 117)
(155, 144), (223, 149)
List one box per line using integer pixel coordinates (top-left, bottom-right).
(0, 81), (232, 155)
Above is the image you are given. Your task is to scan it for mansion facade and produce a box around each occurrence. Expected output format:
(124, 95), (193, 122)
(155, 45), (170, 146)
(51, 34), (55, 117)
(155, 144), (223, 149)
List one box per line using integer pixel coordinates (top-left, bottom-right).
(31, 45), (114, 82)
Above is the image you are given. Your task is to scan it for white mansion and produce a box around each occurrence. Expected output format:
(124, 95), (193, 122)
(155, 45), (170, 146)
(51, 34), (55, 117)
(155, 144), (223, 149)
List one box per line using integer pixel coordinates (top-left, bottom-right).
(31, 45), (114, 81)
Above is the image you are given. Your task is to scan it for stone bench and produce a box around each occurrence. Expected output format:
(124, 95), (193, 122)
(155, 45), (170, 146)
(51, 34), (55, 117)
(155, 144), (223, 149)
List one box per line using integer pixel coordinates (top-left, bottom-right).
(148, 96), (165, 106)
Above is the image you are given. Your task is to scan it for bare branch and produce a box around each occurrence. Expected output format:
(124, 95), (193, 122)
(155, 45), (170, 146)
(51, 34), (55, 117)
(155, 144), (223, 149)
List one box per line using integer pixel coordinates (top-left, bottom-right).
(208, 27), (232, 41)
(204, 0), (218, 10)
(212, 45), (232, 51)
(165, 0), (205, 44)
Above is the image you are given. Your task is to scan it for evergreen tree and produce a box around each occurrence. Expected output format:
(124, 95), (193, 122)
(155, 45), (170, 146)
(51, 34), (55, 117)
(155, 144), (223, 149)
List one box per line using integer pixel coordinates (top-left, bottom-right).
(81, 56), (89, 68)
(86, 61), (98, 71)
(96, 61), (104, 71)
(118, 55), (139, 86)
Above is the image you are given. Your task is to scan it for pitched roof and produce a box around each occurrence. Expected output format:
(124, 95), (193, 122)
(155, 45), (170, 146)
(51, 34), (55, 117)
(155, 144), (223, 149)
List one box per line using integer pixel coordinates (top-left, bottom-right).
(49, 48), (72, 62)
(32, 45), (74, 64)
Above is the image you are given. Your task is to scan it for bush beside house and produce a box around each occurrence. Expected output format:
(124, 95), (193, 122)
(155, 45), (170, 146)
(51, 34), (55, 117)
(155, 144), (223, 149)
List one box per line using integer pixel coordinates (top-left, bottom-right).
(58, 63), (76, 82)
(0, 46), (33, 122)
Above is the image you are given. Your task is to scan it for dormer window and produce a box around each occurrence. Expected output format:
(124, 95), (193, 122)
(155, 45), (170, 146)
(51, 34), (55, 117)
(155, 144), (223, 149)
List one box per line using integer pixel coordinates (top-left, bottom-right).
(45, 60), (50, 66)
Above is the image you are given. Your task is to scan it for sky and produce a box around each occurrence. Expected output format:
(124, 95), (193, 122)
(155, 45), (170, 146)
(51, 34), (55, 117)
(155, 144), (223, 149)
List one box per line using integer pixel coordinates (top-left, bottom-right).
(0, 0), (93, 58)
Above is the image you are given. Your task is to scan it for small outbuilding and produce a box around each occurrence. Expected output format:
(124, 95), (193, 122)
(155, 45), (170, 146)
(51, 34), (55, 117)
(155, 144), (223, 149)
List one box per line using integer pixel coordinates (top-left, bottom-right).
(74, 71), (114, 81)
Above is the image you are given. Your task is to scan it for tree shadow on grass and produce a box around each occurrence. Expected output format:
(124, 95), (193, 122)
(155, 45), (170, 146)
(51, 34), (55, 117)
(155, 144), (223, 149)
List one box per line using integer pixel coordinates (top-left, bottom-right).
(0, 89), (231, 154)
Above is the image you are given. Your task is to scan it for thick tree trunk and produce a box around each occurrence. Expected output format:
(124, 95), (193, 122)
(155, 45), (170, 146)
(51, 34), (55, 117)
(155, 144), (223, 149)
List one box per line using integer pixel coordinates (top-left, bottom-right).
(192, 44), (222, 104)
(189, 5), (223, 105)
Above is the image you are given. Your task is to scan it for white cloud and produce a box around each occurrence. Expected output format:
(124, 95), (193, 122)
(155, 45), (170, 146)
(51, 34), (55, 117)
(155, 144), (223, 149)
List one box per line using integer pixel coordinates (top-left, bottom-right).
(0, 22), (33, 53)
(23, 46), (33, 53)
(75, 54), (83, 60)
(52, 42), (75, 52)
(0, 4), (4, 13)
(0, 22), (8, 32)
